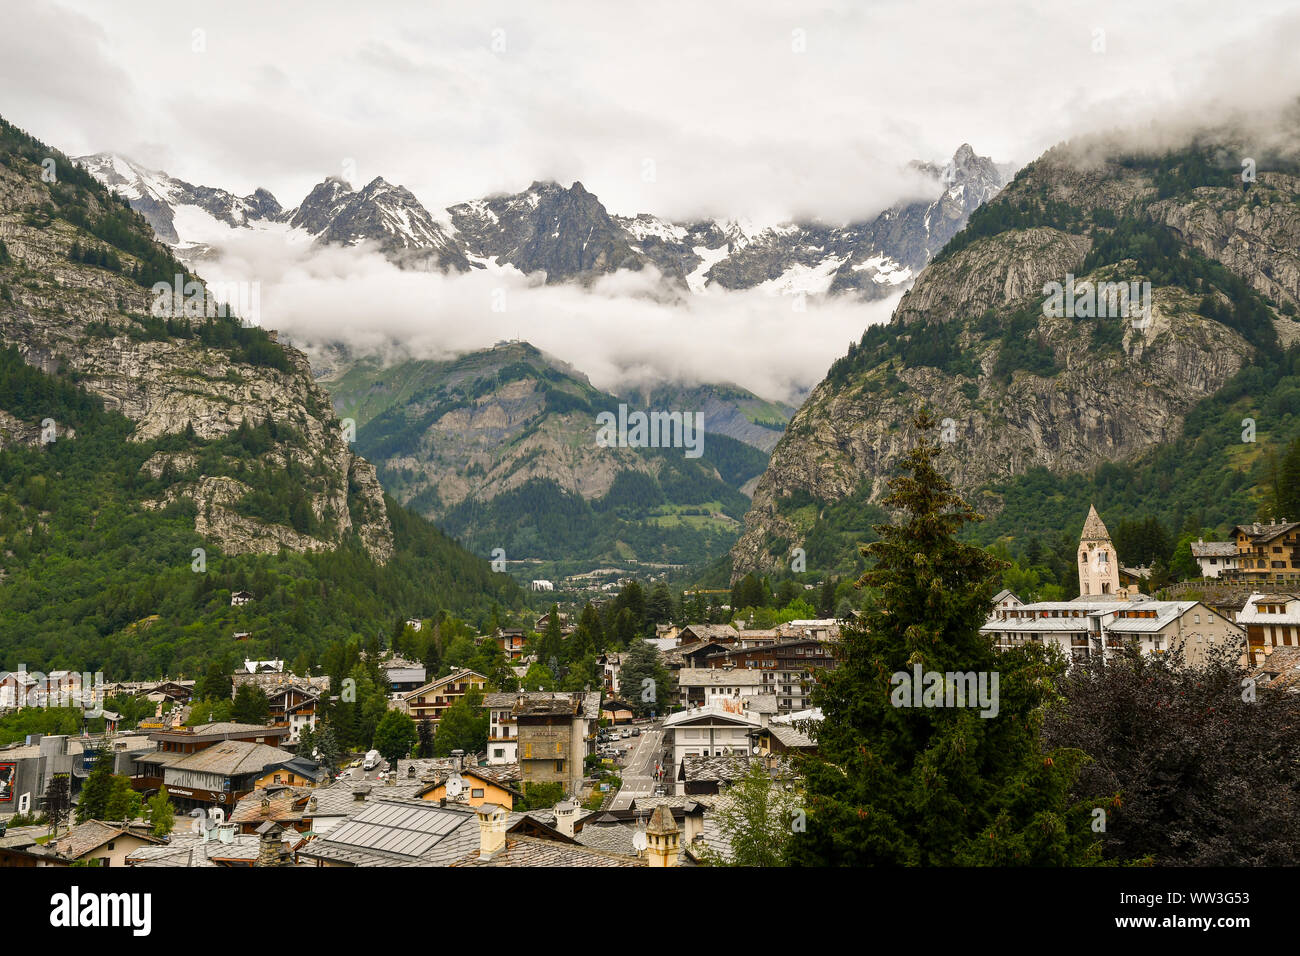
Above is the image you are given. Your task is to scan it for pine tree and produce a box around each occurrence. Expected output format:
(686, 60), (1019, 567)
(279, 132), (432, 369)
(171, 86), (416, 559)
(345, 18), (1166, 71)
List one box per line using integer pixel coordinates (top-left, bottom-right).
(76, 749), (116, 823)
(43, 774), (71, 836)
(790, 410), (1098, 866)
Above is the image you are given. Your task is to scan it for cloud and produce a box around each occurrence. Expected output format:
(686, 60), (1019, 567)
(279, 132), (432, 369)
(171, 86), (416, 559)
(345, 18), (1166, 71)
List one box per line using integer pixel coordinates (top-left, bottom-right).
(198, 228), (898, 405)
(7, 0), (1298, 224)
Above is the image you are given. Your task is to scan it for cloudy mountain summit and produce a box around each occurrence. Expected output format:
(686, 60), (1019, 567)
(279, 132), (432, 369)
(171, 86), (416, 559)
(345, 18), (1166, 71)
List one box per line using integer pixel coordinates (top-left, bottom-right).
(78, 143), (1007, 299)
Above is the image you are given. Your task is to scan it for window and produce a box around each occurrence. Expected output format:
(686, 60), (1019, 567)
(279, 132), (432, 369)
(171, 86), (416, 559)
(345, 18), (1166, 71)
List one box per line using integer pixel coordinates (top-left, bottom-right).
(472, 788), (485, 798)
(555, 760), (565, 773)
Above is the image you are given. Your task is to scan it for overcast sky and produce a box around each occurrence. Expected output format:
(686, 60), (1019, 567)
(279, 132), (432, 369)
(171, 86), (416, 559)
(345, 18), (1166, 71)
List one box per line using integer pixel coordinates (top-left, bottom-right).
(2, 1), (1298, 401)
(5, 0), (1299, 222)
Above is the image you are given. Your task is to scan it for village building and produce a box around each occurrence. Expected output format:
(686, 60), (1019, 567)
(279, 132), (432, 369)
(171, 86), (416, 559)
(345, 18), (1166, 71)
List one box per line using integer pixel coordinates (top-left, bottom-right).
(1226, 521), (1300, 586)
(512, 691), (602, 796)
(382, 660), (427, 694)
(483, 692), (519, 764)
(699, 639), (835, 713)
(128, 722), (311, 811)
(46, 821), (163, 867)
(266, 685), (319, 743)
(982, 596), (1243, 666)
(1191, 540), (1239, 579)
(675, 667), (767, 709)
(401, 669), (488, 725)
(662, 704), (763, 796)
(495, 628), (528, 662)
(1236, 592), (1300, 665)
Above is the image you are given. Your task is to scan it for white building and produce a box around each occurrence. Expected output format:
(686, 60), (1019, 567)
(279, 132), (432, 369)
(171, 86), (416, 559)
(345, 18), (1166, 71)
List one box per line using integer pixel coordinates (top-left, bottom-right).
(982, 596), (1243, 667)
(530, 580), (555, 592)
(482, 692), (519, 765)
(1190, 540), (1239, 579)
(662, 704), (763, 796)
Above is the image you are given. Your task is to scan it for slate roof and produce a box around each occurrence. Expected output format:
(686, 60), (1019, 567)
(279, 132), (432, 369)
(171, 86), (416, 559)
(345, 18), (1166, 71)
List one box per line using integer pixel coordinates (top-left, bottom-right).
(50, 821), (160, 859)
(126, 830), (297, 867)
(1249, 646), (1300, 692)
(450, 834), (645, 867)
(1191, 541), (1238, 558)
(1080, 504), (1111, 541)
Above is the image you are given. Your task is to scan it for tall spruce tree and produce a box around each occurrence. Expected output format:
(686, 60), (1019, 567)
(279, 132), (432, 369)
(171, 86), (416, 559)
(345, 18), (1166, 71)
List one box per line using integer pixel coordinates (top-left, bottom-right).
(790, 411), (1098, 866)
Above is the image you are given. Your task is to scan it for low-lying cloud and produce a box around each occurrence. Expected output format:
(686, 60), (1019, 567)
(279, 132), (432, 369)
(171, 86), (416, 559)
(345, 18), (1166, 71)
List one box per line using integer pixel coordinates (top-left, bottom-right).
(199, 230), (900, 405)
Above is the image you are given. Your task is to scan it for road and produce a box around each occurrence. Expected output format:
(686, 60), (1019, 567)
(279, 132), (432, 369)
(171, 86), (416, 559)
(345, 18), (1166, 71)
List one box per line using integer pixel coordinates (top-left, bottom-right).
(610, 721), (665, 810)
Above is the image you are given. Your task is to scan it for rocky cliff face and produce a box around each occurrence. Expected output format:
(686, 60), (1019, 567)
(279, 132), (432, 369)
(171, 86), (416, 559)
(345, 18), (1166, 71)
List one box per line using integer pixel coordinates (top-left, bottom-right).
(731, 133), (1300, 579)
(2, 128), (393, 564)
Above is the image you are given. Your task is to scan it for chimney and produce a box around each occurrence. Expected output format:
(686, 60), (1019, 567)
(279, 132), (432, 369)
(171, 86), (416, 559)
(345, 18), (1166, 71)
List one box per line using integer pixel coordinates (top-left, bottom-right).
(254, 821), (286, 867)
(475, 803), (509, 860)
(553, 800), (576, 839)
(451, 749), (464, 772)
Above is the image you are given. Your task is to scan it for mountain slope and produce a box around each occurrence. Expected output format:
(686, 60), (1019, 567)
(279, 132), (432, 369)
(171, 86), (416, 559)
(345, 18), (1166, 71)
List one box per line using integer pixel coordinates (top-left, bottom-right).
(0, 115), (523, 674)
(732, 127), (1300, 579)
(321, 342), (779, 571)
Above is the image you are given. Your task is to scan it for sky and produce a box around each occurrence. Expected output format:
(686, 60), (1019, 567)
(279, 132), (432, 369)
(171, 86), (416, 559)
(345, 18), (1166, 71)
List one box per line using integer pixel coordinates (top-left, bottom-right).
(2, 0), (1298, 401)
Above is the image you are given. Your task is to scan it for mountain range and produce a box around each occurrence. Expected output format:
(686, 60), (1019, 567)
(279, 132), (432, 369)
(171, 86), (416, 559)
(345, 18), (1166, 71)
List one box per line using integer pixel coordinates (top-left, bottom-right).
(77, 144), (1007, 298)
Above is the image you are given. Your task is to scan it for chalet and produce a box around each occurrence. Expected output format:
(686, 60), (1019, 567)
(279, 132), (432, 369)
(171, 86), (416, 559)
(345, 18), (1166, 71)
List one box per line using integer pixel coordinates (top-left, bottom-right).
(495, 628), (528, 662)
(46, 821), (163, 867)
(143, 680), (193, 705)
(1236, 592), (1300, 665)
(254, 755), (329, 789)
(677, 623), (739, 647)
(230, 590), (254, 607)
(382, 660), (427, 693)
(416, 767), (522, 809)
(402, 669), (488, 724)
(992, 589), (1023, 612)
(229, 787), (315, 834)
(129, 722), (297, 810)
(1227, 521), (1300, 585)
(266, 685), (319, 743)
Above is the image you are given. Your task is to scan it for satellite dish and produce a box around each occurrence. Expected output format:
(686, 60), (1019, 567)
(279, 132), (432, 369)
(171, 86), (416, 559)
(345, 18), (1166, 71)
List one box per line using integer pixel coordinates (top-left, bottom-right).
(632, 830), (648, 852)
(446, 773), (465, 798)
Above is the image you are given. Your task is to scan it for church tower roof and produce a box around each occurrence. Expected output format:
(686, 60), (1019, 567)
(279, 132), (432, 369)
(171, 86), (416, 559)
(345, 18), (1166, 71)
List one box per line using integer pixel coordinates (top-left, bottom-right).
(1080, 504), (1111, 542)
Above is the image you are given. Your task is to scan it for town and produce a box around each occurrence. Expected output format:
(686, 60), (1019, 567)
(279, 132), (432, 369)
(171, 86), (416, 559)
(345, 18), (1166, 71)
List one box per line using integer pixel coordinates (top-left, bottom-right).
(2, 504), (1296, 868)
